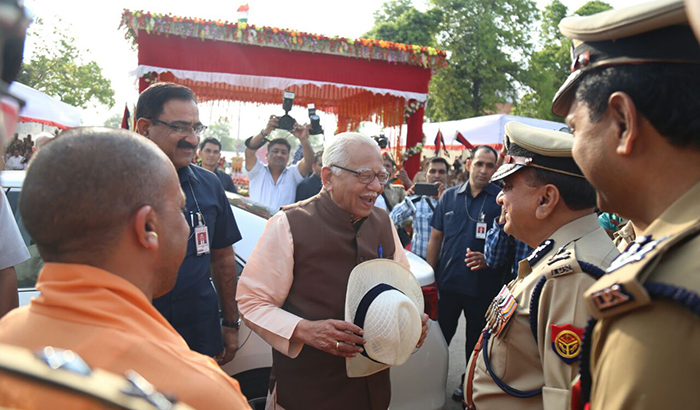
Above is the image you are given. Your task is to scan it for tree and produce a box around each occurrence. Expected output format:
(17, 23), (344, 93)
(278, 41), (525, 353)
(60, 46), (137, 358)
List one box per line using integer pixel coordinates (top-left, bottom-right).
(574, 1), (613, 16)
(17, 17), (115, 110)
(427, 0), (538, 121)
(512, 0), (612, 121)
(103, 113), (122, 128)
(203, 119), (235, 151)
(364, 1), (442, 47)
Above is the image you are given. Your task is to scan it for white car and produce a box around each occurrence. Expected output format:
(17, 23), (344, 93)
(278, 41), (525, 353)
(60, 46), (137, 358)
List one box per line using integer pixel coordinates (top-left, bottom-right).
(2, 169), (448, 410)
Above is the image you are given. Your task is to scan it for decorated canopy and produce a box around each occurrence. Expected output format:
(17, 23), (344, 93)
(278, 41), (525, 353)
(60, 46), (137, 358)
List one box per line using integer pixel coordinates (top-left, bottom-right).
(120, 10), (448, 176)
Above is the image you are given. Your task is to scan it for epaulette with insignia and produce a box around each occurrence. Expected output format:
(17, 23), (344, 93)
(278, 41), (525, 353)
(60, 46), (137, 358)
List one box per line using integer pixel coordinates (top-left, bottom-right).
(526, 239), (555, 267)
(540, 245), (581, 280)
(585, 222), (700, 320)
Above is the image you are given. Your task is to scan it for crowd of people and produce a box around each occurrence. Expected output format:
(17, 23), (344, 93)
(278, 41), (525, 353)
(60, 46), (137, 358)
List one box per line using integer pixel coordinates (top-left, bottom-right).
(0, 0), (698, 409)
(2, 131), (58, 170)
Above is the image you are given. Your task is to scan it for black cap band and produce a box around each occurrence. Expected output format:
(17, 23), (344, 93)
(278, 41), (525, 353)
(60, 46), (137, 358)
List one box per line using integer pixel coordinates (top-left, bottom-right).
(509, 143), (585, 178)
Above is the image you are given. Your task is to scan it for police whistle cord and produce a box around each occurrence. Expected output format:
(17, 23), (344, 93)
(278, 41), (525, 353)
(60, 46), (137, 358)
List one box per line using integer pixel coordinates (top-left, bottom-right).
(528, 275), (547, 344)
(481, 330), (543, 398)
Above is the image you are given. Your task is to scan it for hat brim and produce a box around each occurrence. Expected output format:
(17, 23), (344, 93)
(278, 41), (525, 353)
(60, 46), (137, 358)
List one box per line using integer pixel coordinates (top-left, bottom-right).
(345, 259), (424, 378)
(551, 69), (585, 118)
(490, 163), (525, 183)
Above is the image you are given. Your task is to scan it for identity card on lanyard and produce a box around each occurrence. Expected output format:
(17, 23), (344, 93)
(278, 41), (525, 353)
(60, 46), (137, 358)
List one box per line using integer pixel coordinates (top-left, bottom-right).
(188, 181), (210, 256)
(475, 212), (487, 240)
(195, 214), (210, 255)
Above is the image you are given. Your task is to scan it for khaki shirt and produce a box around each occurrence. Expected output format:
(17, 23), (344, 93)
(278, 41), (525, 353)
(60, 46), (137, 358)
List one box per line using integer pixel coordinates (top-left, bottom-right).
(468, 214), (618, 410)
(585, 181), (700, 410)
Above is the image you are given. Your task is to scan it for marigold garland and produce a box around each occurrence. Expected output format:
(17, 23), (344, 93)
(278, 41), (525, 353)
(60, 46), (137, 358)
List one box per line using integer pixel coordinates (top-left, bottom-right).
(120, 9), (448, 70)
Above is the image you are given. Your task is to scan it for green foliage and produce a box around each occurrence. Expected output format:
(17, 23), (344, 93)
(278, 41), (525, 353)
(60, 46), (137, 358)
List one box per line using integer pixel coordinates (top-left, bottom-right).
(575, 1), (613, 16)
(363, 1), (442, 47)
(541, 0), (568, 45)
(512, 0), (612, 120)
(103, 113), (123, 128)
(427, 0), (538, 121)
(373, 0), (414, 23)
(17, 17), (115, 110)
(203, 119), (235, 151)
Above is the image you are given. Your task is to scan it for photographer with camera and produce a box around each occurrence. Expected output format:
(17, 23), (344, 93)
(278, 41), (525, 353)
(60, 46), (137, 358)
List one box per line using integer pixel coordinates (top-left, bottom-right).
(389, 157), (448, 260)
(244, 115), (314, 213)
(375, 153), (409, 211)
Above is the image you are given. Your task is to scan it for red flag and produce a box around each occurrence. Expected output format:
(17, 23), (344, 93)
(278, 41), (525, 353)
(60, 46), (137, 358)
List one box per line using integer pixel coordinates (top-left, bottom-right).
(441, 132), (448, 155)
(456, 131), (474, 149)
(237, 3), (249, 12)
(434, 129), (443, 155)
(121, 104), (130, 130)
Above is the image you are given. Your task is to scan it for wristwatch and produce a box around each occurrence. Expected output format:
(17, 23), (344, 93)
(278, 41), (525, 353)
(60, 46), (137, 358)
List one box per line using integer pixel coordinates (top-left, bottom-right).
(221, 318), (242, 330)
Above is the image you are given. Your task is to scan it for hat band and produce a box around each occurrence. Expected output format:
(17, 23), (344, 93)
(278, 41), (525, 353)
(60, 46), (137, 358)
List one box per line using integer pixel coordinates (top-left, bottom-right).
(528, 163), (586, 179)
(506, 144), (585, 178)
(570, 25), (700, 73)
(353, 283), (404, 364)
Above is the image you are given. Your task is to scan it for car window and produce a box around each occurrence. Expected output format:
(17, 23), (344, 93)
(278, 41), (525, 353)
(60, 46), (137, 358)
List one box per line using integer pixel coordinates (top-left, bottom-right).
(5, 187), (43, 289)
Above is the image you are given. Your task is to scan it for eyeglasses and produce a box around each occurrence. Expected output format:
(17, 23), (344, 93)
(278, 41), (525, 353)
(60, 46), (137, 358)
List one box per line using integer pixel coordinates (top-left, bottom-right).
(331, 164), (390, 185)
(150, 118), (207, 136)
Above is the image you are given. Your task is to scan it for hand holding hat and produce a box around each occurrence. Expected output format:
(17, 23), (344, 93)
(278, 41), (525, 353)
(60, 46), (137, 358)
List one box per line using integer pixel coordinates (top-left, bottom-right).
(292, 318), (366, 358)
(345, 259), (426, 378)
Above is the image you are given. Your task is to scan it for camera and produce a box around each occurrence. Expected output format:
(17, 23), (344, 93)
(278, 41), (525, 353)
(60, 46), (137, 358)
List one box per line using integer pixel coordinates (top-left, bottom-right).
(374, 133), (389, 149)
(278, 90), (297, 131)
(308, 104), (324, 135)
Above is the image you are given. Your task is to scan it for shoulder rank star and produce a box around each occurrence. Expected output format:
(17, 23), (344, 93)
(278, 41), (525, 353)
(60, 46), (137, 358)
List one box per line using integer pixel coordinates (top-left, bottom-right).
(551, 324), (585, 364)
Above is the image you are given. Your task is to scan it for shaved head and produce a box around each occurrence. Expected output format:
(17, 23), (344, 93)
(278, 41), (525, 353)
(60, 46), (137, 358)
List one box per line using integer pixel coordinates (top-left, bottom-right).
(20, 127), (176, 261)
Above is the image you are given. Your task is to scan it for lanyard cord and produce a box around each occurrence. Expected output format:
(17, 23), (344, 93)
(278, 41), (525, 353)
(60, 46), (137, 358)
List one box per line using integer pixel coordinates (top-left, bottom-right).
(187, 180), (206, 226)
(465, 190), (486, 222)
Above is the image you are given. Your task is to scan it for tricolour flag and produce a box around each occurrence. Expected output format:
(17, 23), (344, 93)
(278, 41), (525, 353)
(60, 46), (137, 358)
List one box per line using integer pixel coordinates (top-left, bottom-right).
(237, 4), (249, 22)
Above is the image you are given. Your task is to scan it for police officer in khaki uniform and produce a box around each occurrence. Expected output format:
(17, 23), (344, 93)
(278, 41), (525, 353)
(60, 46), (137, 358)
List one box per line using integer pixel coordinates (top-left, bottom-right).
(463, 122), (618, 410)
(551, 1), (700, 408)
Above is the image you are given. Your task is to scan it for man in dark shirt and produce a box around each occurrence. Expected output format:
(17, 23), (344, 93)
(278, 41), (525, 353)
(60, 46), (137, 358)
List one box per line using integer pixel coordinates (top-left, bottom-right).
(295, 150), (323, 202)
(426, 145), (506, 400)
(199, 137), (237, 193)
(135, 82), (243, 366)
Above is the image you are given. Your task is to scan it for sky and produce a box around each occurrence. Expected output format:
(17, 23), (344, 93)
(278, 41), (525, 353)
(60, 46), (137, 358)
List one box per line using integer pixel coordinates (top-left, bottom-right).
(23, 0), (641, 140)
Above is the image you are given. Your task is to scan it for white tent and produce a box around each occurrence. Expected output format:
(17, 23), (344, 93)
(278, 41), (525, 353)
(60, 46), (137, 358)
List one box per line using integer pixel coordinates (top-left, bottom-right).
(9, 82), (81, 129)
(422, 114), (567, 149)
(389, 114), (567, 150)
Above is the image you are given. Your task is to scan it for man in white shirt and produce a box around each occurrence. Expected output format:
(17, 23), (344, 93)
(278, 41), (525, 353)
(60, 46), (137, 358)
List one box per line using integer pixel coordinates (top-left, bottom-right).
(244, 116), (314, 213)
(5, 149), (25, 170)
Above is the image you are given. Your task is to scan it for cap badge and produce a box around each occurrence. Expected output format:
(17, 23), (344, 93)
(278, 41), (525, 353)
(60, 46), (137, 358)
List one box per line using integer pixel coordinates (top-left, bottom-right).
(571, 50), (591, 72)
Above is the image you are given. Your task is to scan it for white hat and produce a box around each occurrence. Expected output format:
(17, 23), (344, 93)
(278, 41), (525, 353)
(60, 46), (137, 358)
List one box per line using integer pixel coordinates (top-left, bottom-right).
(344, 259), (424, 378)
